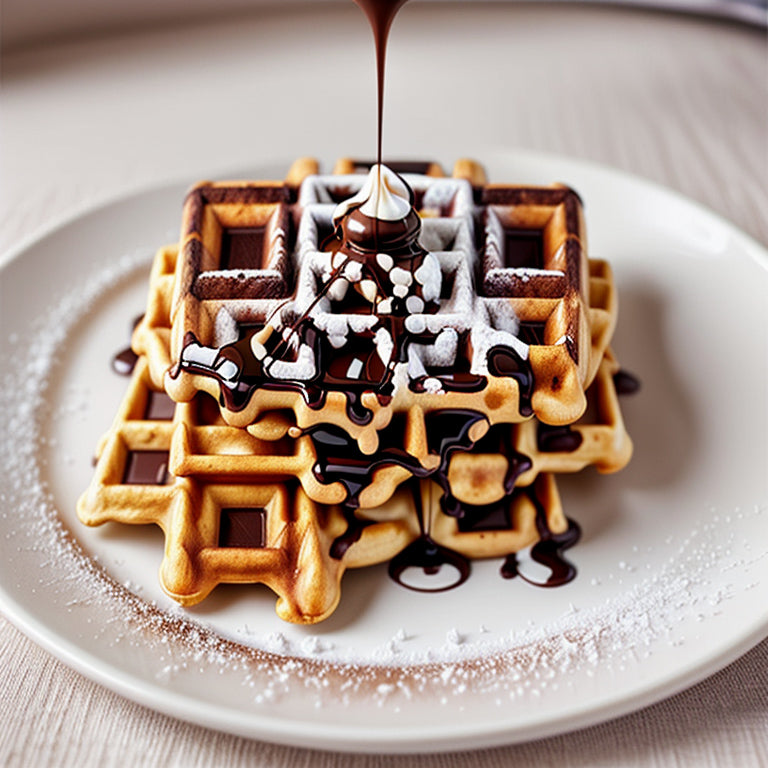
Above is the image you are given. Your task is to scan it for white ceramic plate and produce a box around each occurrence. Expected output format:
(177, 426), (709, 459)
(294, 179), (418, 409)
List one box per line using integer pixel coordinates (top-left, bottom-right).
(1, 152), (766, 753)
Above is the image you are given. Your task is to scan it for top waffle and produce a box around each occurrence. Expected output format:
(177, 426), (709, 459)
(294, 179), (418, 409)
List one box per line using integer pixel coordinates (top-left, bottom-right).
(161, 159), (608, 456)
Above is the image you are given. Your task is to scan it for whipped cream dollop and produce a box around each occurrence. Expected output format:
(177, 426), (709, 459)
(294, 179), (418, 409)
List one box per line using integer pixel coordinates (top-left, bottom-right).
(333, 164), (413, 224)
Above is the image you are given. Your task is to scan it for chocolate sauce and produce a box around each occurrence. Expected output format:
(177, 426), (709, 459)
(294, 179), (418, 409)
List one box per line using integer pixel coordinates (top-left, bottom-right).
(352, 0), (410, 167)
(218, 507), (267, 548)
(500, 487), (581, 588)
(111, 314), (144, 375)
(330, 509), (376, 560)
(537, 423), (583, 453)
(422, 410), (489, 518)
(388, 535), (471, 592)
(306, 422), (426, 510)
(387, 478), (471, 592)
(112, 347), (138, 376)
(613, 369), (641, 396)
(339, 205), (423, 258)
(308, 410), (489, 592)
(487, 344), (535, 417)
(496, 426), (533, 493)
(456, 499), (511, 533)
(306, 410), (487, 563)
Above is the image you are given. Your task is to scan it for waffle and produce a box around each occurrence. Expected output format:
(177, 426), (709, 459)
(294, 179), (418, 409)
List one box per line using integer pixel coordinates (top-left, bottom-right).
(78, 355), (420, 622)
(79, 158), (635, 622)
(164, 159), (603, 444)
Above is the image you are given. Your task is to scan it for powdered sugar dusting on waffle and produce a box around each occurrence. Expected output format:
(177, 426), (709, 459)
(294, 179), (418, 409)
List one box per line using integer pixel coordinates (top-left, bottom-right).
(174, 166), (531, 412)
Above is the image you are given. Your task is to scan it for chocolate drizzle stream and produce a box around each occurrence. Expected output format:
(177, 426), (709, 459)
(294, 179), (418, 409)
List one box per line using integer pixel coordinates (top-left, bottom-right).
(352, 0), (410, 167)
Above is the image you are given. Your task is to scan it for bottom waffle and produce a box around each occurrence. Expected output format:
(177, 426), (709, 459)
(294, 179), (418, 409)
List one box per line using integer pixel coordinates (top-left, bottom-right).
(78, 341), (633, 623)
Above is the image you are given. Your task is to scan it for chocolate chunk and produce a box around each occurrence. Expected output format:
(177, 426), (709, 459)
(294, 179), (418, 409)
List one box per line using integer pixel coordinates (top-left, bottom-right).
(221, 226), (267, 270)
(503, 229), (544, 269)
(144, 391), (175, 421)
(218, 507), (267, 548)
(122, 450), (170, 485)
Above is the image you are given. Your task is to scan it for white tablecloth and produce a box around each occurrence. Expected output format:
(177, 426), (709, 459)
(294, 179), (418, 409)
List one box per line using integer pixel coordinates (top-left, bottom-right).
(2, 3), (766, 764)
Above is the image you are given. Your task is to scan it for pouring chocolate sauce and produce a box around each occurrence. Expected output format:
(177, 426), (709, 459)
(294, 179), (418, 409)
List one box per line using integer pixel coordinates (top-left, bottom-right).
(352, 0), (410, 167)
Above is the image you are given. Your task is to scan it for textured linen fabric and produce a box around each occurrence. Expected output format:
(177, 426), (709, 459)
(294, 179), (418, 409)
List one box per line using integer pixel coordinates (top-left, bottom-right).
(1, 3), (766, 765)
(1, 617), (767, 766)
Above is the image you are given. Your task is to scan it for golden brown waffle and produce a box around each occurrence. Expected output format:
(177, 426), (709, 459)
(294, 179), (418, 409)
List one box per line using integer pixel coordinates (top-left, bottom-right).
(79, 158), (636, 622)
(78, 347), (629, 617)
(78, 356), (419, 622)
(163, 158), (603, 446)
(80, 339), (630, 618)
(133, 232), (626, 512)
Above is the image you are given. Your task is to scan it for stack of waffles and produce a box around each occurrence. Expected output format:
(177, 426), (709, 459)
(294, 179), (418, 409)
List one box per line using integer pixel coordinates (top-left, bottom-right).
(78, 158), (634, 624)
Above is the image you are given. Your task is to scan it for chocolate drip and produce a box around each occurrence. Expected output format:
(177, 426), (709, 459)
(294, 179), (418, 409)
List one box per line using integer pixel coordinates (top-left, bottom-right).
(330, 508), (375, 559)
(308, 410), (487, 511)
(451, 428), (533, 533)
(423, 410), (489, 519)
(307, 423), (424, 510)
(500, 487), (581, 588)
(111, 347), (138, 376)
(308, 411), (488, 582)
(387, 478), (470, 592)
(614, 369), (641, 396)
(388, 536), (471, 593)
(503, 437), (533, 493)
(111, 315), (144, 376)
(537, 423), (583, 453)
(344, 391), (374, 426)
(487, 344), (535, 417)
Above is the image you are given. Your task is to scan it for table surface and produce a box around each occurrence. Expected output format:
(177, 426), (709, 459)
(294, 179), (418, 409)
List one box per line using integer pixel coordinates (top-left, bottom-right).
(1, 2), (767, 765)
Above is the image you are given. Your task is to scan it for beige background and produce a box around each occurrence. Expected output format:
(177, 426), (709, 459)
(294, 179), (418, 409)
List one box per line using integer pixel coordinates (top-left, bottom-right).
(1, 2), (767, 765)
